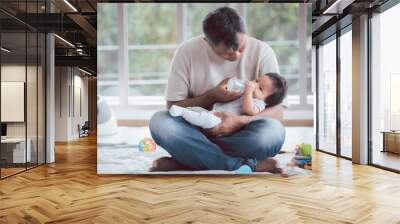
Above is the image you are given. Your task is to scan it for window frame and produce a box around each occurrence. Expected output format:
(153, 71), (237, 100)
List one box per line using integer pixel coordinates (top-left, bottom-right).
(315, 21), (353, 160)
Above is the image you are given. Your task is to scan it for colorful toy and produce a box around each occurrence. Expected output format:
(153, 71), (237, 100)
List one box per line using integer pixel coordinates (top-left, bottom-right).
(298, 143), (312, 157)
(235, 165), (252, 174)
(290, 143), (312, 170)
(138, 138), (157, 152)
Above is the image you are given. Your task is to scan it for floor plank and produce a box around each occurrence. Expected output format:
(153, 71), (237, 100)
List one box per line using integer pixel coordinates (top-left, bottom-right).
(1, 135), (400, 223)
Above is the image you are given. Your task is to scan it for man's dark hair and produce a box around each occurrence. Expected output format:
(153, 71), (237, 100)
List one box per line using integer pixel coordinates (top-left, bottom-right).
(264, 73), (287, 107)
(202, 7), (245, 51)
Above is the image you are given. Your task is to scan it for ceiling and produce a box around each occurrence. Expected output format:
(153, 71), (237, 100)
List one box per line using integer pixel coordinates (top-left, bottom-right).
(312, 0), (390, 44)
(1, 0), (98, 74)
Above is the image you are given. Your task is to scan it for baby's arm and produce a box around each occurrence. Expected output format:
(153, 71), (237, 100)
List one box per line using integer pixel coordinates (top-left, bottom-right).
(242, 81), (262, 116)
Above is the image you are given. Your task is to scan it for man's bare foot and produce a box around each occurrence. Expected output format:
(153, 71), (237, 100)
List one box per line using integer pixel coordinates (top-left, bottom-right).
(149, 157), (188, 172)
(255, 157), (283, 174)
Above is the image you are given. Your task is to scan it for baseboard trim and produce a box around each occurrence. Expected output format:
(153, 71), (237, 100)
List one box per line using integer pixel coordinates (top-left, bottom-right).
(282, 119), (314, 127)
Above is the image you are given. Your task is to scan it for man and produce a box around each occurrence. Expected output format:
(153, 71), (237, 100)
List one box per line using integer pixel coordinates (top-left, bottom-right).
(149, 7), (286, 173)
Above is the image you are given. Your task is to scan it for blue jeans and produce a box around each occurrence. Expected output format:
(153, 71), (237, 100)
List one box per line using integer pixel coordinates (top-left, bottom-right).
(149, 110), (285, 171)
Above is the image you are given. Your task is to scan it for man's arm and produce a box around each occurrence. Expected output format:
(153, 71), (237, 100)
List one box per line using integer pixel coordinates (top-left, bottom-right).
(204, 105), (284, 137)
(239, 105), (284, 128)
(246, 105), (284, 122)
(167, 91), (216, 110)
(167, 77), (242, 110)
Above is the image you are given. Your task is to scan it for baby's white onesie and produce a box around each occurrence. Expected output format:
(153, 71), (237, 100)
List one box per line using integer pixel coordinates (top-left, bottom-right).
(169, 96), (266, 128)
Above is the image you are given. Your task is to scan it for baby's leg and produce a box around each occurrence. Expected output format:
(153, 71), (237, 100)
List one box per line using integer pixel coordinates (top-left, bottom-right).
(169, 105), (221, 129)
(187, 106), (209, 113)
(182, 110), (221, 129)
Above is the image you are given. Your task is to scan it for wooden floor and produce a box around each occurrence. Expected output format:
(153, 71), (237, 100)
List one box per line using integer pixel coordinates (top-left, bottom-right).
(1, 167), (26, 178)
(1, 135), (400, 223)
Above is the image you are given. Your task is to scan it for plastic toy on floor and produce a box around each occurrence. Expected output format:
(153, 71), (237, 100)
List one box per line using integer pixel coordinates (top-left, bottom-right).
(288, 143), (312, 170)
(235, 165), (252, 174)
(138, 138), (157, 152)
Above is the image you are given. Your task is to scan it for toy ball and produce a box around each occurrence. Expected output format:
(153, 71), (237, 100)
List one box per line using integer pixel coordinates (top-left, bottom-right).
(138, 138), (156, 152)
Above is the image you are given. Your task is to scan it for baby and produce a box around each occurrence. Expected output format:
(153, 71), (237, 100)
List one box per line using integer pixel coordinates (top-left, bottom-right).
(169, 73), (287, 129)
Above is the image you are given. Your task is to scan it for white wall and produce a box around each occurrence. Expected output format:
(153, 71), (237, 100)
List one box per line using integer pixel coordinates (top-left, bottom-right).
(1, 65), (40, 137)
(54, 67), (89, 141)
(71, 74), (89, 138)
(1, 65), (27, 140)
(55, 67), (69, 141)
(1, 63), (46, 164)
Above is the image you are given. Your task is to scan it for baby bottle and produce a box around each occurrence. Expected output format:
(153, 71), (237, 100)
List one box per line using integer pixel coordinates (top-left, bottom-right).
(226, 77), (245, 93)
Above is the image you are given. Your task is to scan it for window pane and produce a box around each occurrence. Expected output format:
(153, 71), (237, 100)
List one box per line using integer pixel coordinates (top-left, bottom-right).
(129, 84), (166, 97)
(98, 85), (119, 97)
(127, 4), (177, 45)
(318, 38), (337, 154)
(99, 73), (119, 82)
(98, 4), (118, 45)
(371, 4), (400, 171)
(246, 4), (299, 41)
(286, 76), (300, 96)
(307, 77), (313, 95)
(273, 44), (300, 96)
(1, 30), (27, 177)
(340, 30), (352, 158)
(247, 4), (301, 104)
(98, 50), (118, 76)
(307, 8), (313, 101)
(27, 31), (38, 169)
(38, 33), (45, 165)
(129, 49), (175, 81)
(273, 45), (299, 74)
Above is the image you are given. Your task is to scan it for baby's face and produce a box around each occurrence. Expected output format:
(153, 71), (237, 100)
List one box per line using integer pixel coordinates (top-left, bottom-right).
(252, 76), (275, 101)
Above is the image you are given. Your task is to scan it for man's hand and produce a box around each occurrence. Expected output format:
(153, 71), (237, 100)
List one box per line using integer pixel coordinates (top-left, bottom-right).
(203, 112), (249, 138)
(167, 77), (242, 110)
(210, 78), (242, 103)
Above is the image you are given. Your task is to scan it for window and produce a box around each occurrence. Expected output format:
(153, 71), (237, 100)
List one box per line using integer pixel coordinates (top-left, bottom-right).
(98, 3), (312, 114)
(97, 4), (119, 105)
(247, 4), (300, 98)
(316, 27), (352, 158)
(0, 2), (46, 179)
(127, 4), (177, 101)
(317, 37), (337, 154)
(339, 29), (352, 158)
(241, 4), (312, 107)
(370, 3), (400, 171)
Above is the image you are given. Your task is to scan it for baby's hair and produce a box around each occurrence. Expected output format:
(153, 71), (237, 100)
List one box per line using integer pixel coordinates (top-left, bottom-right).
(264, 73), (287, 107)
